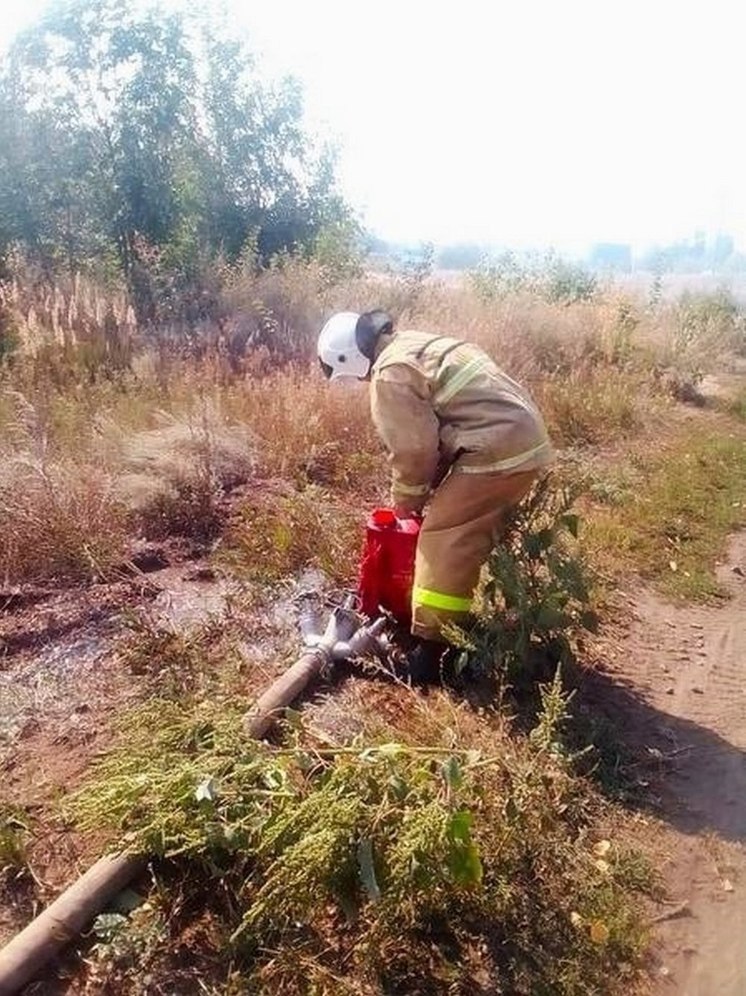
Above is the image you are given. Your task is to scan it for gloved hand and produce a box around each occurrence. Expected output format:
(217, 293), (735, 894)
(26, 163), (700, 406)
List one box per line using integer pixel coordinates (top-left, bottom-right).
(394, 504), (424, 520)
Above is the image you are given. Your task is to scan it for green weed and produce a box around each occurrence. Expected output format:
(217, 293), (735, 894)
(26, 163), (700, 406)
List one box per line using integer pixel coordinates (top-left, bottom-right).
(0, 805), (30, 880)
(87, 903), (170, 990)
(583, 430), (746, 598)
(587, 466), (642, 507)
(70, 688), (650, 995)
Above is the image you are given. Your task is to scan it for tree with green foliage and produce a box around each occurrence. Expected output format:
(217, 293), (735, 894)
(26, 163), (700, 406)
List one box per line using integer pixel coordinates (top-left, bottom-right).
(0, 0), (349, 316)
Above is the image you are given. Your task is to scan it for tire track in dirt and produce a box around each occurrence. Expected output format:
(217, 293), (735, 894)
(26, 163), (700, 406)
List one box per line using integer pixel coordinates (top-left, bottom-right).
(615, 533), (746, 995)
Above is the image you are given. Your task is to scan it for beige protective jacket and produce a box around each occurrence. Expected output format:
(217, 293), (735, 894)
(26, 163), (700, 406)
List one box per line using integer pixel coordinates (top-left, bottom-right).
(370, 330), (552, 512)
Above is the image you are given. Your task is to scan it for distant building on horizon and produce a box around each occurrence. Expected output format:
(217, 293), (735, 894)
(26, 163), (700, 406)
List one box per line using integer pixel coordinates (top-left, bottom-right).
(588, 243), (633, 273)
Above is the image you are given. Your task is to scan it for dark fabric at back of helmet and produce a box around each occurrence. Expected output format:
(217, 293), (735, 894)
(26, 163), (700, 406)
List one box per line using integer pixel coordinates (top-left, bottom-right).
(356, 310), (394, 359)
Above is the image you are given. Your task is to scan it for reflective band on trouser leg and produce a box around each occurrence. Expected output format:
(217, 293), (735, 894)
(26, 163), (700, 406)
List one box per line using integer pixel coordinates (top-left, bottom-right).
(413, 587), (472, 613)
(410, 467), (539, 642)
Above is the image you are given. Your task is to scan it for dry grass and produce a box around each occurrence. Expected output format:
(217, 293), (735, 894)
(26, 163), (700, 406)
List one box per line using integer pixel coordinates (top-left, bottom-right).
(0, 272), (136, 358)
(224, 484), (363, 585)
(0, 456), (128, 584)
(536, 368), (647, 448)
(218, 370), (382, 492)
(110, 406), (257, 541)
(4, 260), (744, 992)
(0, 393), (260, 580)
(1, 260), (743, 590)
(0, 393), (128, 582)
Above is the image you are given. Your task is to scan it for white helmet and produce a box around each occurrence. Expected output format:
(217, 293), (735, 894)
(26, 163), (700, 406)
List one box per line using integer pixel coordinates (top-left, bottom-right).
(317, 311), (369, 380)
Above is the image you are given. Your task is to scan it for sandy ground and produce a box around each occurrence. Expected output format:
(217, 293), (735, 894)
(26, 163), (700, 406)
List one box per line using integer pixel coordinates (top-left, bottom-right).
(599, 534), (746, 995)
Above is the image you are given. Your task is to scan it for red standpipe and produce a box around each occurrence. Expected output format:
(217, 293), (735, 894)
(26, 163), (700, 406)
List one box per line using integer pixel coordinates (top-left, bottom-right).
(358, 508), (421, 626)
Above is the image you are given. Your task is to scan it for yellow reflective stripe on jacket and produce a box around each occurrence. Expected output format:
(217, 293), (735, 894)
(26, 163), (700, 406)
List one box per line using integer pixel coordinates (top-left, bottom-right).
(433, 355), (490, 407)
(395, 481), (431, 496)
(413, 586), (472, 612)
(457, 440), (552, 475)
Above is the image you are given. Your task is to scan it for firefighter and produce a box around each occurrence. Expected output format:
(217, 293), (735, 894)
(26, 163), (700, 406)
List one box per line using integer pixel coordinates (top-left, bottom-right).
(317, 309), (553, 681)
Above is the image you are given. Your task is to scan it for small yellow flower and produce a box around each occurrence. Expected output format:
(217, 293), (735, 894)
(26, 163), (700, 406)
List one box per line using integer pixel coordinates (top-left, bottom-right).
(590, 920), (610, 944)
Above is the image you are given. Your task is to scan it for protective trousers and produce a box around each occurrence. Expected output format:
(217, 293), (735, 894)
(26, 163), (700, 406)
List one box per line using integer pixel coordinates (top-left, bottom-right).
(411, 469), (538, 642)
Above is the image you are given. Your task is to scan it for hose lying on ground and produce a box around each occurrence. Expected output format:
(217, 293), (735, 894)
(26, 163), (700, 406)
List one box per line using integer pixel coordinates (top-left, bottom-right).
(0, 854), (146, 996)
(0, 605), (386, 995)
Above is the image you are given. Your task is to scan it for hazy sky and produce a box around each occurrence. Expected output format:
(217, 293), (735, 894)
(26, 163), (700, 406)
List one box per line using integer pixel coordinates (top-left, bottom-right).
(3, 0), (745, 253)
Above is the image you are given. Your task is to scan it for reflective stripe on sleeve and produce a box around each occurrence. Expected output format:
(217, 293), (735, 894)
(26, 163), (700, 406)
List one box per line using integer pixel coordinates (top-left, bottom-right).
(457, 440), (552, 475)
(394, 481), (431, 496)
(413, 587), (473, 612)
(433, 355), (491, 407)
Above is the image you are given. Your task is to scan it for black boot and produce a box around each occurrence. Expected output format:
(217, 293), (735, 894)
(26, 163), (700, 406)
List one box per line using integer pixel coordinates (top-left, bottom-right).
(404, 639), (446, 686)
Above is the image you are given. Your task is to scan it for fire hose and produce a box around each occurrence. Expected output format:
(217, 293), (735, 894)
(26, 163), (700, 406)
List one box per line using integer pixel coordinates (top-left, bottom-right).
(0, 599), (390, 995)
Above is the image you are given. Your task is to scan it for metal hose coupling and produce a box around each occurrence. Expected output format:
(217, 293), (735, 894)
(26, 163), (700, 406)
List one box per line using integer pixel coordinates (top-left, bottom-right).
(299, 593), (389, 662)
(331, 616), (389, 661)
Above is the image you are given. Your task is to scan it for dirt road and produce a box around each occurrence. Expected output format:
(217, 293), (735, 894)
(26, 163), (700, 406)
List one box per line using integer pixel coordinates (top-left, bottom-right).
(605, 534), (746, 994)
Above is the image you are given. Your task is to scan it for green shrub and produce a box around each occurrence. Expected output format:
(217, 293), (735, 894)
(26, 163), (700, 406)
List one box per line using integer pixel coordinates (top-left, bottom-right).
(675, 289), (746, 356)
(0, 302), (19, 363)
(71, 689), (650, 995)
(469, 252), (597, 305)
(454, 478), (597, 685)
(545, 258), (598, 305)
(0, 805), (30, 880)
